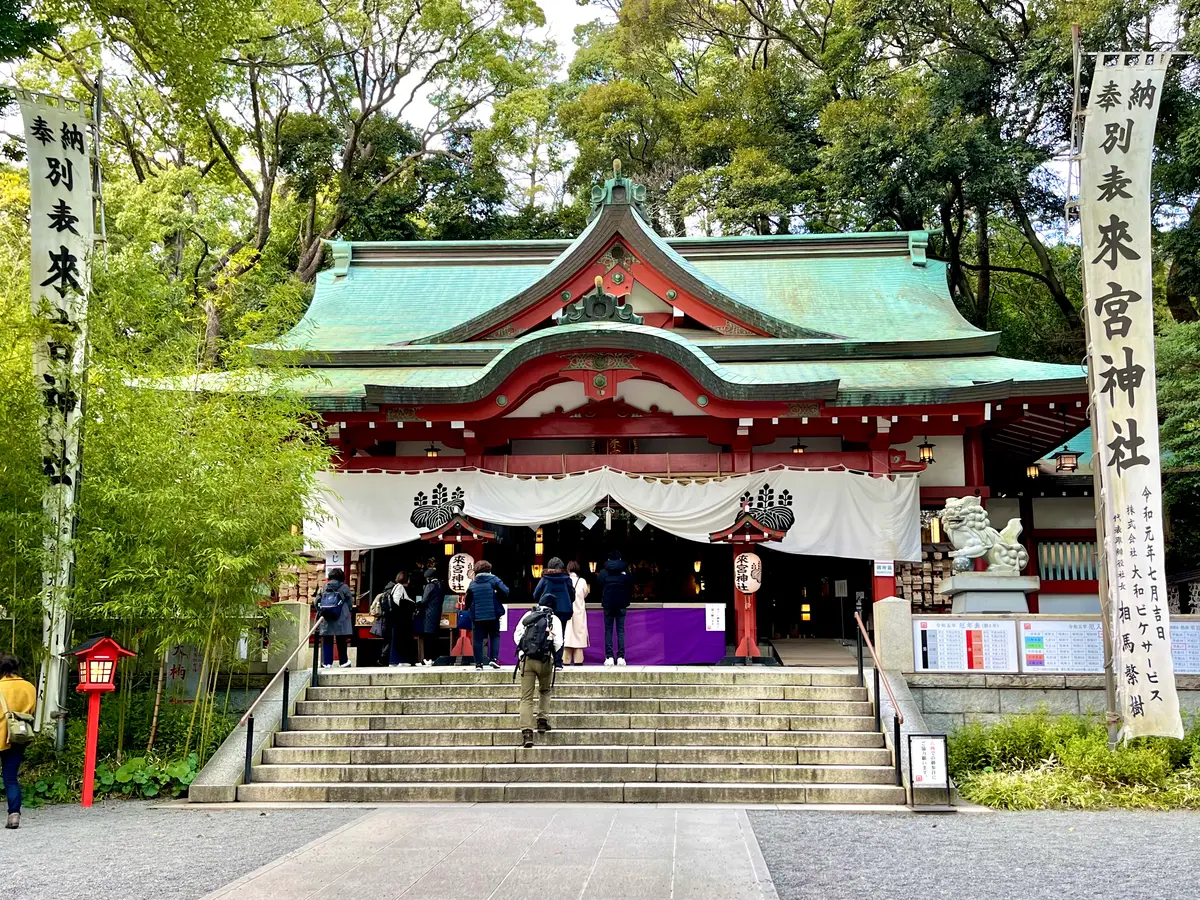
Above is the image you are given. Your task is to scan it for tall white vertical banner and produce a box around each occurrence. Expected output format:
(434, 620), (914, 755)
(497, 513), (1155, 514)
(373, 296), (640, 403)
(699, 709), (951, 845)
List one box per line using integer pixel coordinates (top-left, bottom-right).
(1079, 54), (1182, 739)
(18, 91), (96, 730)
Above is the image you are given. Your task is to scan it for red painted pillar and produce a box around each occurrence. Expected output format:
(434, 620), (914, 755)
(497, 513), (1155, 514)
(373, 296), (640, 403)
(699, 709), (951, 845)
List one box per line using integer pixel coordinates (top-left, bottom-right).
(964, 427), (985, 490)
(81, 691), (102, 808)
(872, 560), (896, 602)
(734, 588), (761, 657)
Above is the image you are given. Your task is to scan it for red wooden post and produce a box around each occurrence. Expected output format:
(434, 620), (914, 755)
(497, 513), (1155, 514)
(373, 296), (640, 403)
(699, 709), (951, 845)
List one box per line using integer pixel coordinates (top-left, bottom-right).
(81, 692), (102, 808)
(733, 586), (761, 657)
(872, 560), (896, 602)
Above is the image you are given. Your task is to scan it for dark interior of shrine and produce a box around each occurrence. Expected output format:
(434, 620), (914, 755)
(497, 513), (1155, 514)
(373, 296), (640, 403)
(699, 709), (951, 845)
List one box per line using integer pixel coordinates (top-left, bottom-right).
(361, 503), (873, 643)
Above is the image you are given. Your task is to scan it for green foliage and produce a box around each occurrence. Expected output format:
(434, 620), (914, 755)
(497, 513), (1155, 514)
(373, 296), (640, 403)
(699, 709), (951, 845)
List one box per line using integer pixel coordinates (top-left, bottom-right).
(1159, 322), (1200, 571)
(0, 0), (56, 112)
(24, 752), (200, 806)
(949, 711), (1200, 809)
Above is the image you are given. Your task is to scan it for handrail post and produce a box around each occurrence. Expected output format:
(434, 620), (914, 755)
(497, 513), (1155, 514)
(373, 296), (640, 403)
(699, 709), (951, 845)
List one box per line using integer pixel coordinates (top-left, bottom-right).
(281, 667), (290, 733)
(893, 715), (903, 786)
(855, 599), (864, 687)
(873, 665), (881, 732)
(244, 715), (254, 785)
(311, 632), (320, 688)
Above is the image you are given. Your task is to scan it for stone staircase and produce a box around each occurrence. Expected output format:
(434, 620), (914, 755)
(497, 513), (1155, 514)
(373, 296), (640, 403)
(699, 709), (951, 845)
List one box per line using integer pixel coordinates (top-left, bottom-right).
(238, 666), (906, 804)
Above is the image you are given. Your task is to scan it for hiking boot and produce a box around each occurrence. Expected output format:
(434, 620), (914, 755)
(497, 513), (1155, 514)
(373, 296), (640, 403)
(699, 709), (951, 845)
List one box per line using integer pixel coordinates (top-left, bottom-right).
(5, 813), (18, 830)
(522, 729), (535, 749)
(537, 718), (551, 734)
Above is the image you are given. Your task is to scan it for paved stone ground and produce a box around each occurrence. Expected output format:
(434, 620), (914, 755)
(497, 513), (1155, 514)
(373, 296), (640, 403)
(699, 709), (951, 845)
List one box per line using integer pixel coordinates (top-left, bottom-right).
(750, 809), (1200, 900)
(205, 805), (776, 900)
(3, 801), (364, 900)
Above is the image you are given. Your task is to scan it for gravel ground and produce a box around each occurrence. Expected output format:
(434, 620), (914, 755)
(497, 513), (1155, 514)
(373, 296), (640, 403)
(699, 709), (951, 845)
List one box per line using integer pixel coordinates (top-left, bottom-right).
(750, 809), (1200, 900)
(3, 801), (364, 900)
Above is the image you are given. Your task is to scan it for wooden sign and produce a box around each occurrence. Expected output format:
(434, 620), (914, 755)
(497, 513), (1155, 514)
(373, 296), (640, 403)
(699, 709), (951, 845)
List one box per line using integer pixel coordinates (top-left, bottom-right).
(734, 552), (762, 594)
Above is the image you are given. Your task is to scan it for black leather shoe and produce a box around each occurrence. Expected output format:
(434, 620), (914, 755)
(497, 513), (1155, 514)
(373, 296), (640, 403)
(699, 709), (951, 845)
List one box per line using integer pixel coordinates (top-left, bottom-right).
(537, 718), (551, 734)
(521, 729), (535, 749)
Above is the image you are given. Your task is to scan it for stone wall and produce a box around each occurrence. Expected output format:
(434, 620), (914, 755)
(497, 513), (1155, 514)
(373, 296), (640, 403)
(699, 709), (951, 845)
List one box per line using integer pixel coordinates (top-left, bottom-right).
(906, 673), (1200, 733)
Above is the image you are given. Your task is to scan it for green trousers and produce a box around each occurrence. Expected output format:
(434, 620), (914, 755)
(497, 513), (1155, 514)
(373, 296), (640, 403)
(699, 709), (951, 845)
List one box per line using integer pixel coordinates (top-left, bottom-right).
(518, 657), (553, 731)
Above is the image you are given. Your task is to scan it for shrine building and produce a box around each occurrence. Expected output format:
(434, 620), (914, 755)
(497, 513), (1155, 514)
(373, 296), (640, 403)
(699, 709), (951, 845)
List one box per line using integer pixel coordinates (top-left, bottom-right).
(261, 168), (1101, 659)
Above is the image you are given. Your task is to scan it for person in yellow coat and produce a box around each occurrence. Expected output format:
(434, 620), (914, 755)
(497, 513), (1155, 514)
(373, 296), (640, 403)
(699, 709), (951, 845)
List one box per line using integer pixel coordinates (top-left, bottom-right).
(0, 653), (37, 830)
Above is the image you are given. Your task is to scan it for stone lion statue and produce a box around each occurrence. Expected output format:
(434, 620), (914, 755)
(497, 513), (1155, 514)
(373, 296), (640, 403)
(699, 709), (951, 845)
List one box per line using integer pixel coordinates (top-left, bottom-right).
(938, 496), (1029, 574)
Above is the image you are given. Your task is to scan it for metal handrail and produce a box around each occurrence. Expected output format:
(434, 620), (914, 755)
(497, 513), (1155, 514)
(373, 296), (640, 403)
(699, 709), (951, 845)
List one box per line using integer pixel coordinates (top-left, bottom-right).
(238, 618), (322, 729)
(854, 610), (904, 726)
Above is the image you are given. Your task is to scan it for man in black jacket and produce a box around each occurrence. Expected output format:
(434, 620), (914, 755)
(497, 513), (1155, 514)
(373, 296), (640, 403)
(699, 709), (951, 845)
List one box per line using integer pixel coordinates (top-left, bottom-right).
(594, 550), (633, 665)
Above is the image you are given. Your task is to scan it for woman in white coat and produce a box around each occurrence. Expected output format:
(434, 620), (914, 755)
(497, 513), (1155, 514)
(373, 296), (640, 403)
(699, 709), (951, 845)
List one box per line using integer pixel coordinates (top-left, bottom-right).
(564, 561), (590, 665)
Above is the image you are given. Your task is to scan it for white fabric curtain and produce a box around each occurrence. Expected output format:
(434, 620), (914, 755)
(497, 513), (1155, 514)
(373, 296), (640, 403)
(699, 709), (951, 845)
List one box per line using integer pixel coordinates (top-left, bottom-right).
(306, 467), (921, 561)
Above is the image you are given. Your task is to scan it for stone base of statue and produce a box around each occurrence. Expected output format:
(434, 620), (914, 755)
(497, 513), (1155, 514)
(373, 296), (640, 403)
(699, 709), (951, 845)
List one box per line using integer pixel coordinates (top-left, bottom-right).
(938, 573), (1041, 614)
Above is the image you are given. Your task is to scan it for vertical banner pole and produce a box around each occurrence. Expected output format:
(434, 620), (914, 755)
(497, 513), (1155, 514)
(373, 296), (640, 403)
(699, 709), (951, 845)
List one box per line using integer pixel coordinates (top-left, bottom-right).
(17, 90), (98, 746)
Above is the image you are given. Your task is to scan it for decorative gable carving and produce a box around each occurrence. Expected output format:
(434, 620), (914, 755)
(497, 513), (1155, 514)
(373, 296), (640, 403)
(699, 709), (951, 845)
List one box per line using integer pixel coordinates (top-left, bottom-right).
(560, 277), (644, 326)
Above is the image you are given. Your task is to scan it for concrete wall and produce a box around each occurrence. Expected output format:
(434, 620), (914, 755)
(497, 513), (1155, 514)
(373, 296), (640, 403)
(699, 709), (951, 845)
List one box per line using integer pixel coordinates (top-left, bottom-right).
(1031, 497), (1096, 529)
(906, 673), (1200, 733)
(1038, 594), (1102, 614)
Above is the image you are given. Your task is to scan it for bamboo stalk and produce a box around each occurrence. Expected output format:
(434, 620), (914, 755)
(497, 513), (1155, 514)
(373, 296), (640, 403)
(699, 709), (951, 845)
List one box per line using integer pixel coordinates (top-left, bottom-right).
(146, 644), (167, 753)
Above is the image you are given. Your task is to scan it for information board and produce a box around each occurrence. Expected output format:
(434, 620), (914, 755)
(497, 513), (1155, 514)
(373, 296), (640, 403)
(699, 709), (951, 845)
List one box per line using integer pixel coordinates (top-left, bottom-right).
(908, 735), (949, 789)
(1019, 620), (1105, 674)
(913, 619), (1019, 673)
(1171, 622), (1200, 675)
(705, 604), (726, 632)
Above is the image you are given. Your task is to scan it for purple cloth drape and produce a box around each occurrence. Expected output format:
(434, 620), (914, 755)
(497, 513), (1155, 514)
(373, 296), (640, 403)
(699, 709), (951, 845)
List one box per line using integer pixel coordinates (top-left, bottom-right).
(498, 607), (726, 665)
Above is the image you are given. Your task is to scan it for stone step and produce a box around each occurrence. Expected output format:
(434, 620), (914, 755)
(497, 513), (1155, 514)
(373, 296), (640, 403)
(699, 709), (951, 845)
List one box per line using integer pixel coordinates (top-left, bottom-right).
(261, 745), (893, 767)
(251, 761), (897, 785)
(287, 712), (877, 732)
(236, 781), (906, 804)
(303, 684), (868, 702)
(315, 669), (861, 687)
(273, 728), (886, 749)
(293, 698), (875, 717)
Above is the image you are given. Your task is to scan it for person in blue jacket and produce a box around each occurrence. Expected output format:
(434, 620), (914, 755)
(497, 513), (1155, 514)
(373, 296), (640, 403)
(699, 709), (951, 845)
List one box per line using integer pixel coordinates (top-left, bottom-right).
(594, 550), (633, 665)
(533, 557), (575, 669)
(464, 560), (510, 669)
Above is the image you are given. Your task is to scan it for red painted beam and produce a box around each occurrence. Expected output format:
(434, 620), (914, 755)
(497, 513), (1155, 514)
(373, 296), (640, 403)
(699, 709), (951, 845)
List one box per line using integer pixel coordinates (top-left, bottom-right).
(1039, 579), (1100, 594)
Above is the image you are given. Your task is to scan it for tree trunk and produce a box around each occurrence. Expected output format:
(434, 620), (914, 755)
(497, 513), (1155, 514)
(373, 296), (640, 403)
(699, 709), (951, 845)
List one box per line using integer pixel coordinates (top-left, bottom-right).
(940, 195), (975, 313)
(1011, 195), (1079, 328)
(201, 298), (220, 369)
(146, 647), (167, 754)
(975, 204), (992, 329)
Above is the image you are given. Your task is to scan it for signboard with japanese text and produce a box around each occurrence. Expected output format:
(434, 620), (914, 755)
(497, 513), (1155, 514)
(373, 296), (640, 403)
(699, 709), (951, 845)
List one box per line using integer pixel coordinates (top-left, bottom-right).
(733, 552), (762, 594)
(1079, 53), (1182, 738)
(447, 552), (475, 594)
(705, 604), (726, 632)
(908, 735), (949, 790)
(18, 90), (96, 730)
(1171, 622), (1200, 675)
(913, 619), (1019, 673)
(1019, 620), (1105, 674)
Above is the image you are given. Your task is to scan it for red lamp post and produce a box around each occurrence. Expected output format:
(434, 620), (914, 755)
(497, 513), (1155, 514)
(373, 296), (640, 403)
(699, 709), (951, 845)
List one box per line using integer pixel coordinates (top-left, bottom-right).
(709, 508), (785, 660)
(67, 636), (136, 807)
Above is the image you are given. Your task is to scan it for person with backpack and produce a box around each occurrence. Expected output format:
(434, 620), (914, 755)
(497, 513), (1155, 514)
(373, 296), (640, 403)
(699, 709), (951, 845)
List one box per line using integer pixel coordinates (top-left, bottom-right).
(314, 567), (355, 668)
(532, 557), (574, 670)
(0, 653), (37, 829)
(374, 571), (414, 666)
(512, 597), (564, 749)
(564, 560), (590, 665)
(594, 550), (633, 665)
(415, 568), (444, 666)
(463, 560), (509, 670)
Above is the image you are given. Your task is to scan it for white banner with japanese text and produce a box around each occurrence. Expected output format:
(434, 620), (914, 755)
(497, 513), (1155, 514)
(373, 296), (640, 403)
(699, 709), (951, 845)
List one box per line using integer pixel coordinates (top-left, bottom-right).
(18, 90), (96, 728)
(1079, 54), (1182, 739)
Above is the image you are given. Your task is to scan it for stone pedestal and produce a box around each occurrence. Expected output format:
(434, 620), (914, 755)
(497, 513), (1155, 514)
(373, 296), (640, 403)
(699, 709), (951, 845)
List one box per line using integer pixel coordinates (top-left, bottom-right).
(872, 596), (915, 673)
(938, 574), (1041, 614)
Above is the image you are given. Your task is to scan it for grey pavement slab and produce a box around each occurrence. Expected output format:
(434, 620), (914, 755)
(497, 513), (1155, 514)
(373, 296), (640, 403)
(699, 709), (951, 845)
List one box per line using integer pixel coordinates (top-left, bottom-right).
(750, 808), (1200, 900)
(204, 805), (778, 900)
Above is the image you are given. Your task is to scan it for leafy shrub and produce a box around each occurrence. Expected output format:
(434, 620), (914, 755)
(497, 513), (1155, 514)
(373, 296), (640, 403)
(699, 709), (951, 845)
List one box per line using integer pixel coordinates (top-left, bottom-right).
(949, 709), (1200, 809)
(23, 753), (198, 806)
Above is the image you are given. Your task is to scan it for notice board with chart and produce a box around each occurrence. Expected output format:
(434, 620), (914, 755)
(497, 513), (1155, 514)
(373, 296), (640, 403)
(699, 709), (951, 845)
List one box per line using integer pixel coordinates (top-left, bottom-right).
(913, 619), (1019, 673)
(1019, 620), (1105, 674)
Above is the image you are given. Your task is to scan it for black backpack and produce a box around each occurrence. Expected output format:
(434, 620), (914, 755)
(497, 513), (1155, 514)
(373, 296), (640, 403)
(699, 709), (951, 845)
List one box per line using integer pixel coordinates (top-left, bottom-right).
(318, 583), (343, 621)
(517, 607), (555, 661)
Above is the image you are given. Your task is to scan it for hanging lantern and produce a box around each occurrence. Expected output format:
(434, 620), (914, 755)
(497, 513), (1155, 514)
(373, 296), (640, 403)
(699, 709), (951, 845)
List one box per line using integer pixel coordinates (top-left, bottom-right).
(534, 527), (544, 558)
(918, 438), (936, 464)
(1054, 446), (1079, 473)
(790, 439), (807, 454)
(1026, 462), (1040, 479)
(589, 561), (597, 573)
(693, 560), (702, 573)
(531, 563), (543, 579)
(425, 443), (439, 458)
(444, 541), (454, 556)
